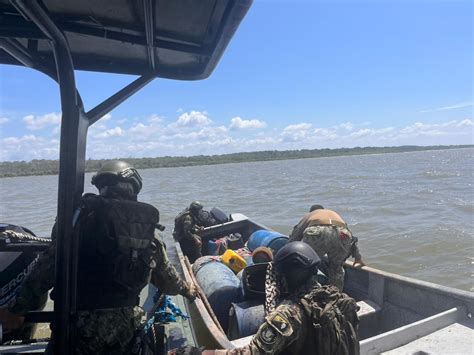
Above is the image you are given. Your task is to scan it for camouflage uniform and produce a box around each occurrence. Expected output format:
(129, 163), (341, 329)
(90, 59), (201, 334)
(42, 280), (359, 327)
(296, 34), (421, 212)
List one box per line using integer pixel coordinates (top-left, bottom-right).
(214, 278), (318, 355)
(11, 234), (190, 354)
(177, 212), (202, 263)
(289, 211), (362, 291)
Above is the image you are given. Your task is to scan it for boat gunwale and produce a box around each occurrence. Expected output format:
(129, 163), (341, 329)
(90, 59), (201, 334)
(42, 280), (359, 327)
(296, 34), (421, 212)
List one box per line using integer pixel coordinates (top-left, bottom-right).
(176, 214), (474, 349)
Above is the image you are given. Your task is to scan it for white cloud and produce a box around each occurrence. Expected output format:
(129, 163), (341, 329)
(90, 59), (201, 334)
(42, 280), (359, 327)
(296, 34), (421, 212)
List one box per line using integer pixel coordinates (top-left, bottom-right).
(229, 117), (267, 130)
(350, 127), (394, 138)
(23, 112), (61, 130)
(333, 122), (353, 131)
(94, 127), (125, 138)
(281, 123), (312, 142)
(3, 134), (38, 144)
(420, 101), (473, 113)
(148, 114), (163, 123)
(0, 117), (9, 125)
(314, 128), (338, 140)
(0, 135), (59, 161)
(456, 119), (473, 127)
(399, 121), (458, 136)
(3, 113), (473, 161)
(174, 111), (211, 127)
(101, 113), (112, 121)
(283, 123), (312, 132)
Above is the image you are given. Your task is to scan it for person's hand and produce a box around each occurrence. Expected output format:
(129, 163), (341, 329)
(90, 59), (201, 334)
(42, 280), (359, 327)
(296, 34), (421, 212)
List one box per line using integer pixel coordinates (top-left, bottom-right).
(167, 346), (203, 355)
(353, 257), (366, 268)
(193, 235), (202, 248)
(183, 282), (200, 301)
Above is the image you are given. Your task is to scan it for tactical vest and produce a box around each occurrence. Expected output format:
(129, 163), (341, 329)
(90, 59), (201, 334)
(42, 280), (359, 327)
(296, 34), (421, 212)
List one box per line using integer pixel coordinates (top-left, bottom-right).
(173, 209), (191, 241)
(298, 285), (360, 355)
(76, 194), (159, 310)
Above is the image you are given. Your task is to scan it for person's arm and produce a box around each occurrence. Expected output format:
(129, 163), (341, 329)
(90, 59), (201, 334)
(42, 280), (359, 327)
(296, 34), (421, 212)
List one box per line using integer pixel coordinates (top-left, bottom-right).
(350, 238), (365, 267)
(183, 215), (202, 246)
(212, 303), (305, 355)
(150, 236), (198, 300)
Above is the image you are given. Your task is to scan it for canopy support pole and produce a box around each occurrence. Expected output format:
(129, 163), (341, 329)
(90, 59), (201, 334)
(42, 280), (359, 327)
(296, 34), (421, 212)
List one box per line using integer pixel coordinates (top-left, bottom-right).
(11, 1), (88, 353)
(87, 74), (156, 125)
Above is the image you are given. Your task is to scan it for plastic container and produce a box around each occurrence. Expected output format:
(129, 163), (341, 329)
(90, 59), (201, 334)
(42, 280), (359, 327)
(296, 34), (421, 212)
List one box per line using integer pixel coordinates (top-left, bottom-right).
(247, 230), (289, 254)
(206, 239), (219, 256)
(221, 249), (247, 274)
(228, 301), (265, 340)
(194, 259), (242, 331)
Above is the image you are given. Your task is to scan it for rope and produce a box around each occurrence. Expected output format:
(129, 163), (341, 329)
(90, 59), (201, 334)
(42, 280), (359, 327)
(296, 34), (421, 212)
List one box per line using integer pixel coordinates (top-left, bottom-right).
(0, 230), (51, 243)
(143, 292), (190, 334)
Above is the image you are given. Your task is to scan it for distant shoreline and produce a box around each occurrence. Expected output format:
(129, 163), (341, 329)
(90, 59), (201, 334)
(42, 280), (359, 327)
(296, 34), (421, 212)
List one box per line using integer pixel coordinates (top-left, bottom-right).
(1, 145), (472, 178)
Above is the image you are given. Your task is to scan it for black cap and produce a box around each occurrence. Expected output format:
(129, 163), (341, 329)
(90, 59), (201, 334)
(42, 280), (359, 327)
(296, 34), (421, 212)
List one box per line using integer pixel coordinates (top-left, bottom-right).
(309, 204), (324, 212)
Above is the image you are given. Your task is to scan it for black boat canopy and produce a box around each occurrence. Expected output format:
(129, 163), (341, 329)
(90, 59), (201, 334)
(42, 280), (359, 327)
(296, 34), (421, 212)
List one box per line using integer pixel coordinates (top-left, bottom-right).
(0, 0), (251, 79)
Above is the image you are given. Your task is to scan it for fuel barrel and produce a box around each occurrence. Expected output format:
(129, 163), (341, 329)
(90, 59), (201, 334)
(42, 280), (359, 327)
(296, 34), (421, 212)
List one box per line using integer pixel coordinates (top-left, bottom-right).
(247, 230), (289, 254)
(193, 257), (242, 331)
(228, 300), (265, 340)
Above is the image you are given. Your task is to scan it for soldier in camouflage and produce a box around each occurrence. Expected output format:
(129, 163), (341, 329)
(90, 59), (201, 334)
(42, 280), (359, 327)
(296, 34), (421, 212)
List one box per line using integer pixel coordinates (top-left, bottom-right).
(289, 206), (365, 291)
(10, 161), (198, 354)
(173, 242), (359, 355)
(173, 201), (206, 263)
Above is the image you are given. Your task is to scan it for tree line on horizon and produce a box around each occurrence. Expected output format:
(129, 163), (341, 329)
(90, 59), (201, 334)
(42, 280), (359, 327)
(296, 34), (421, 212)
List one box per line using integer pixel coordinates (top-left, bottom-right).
(0, 145), (472, 178)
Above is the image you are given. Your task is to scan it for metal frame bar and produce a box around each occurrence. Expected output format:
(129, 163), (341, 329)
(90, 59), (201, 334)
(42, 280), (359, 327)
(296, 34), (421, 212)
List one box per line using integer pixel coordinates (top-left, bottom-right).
(87, 74), (156, 125)
(10, 1), (87, 353)
(143, 0), (156, 70)
(0, 14), (207, 55)
(5, 1), (156, 353)
(0, 38), (56, 79)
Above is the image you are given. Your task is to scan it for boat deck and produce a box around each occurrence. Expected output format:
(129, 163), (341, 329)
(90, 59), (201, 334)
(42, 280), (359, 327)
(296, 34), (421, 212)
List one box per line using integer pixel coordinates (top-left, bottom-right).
(382, 319), (473, 354)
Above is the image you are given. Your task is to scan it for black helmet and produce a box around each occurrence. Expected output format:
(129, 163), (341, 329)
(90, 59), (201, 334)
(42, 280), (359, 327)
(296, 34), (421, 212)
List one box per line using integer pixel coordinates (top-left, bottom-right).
(274, 241), (320, 290)
(91, 160), (142, 194)
(189, 201), (203, 212)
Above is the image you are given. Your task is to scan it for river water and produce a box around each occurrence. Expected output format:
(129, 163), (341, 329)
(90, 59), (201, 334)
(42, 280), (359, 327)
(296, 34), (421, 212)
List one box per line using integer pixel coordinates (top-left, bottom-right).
(1, 148), (473, 291)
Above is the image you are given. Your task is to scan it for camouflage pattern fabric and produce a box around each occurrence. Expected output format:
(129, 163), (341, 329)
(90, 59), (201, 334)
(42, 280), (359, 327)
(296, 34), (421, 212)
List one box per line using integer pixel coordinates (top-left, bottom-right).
(10, 231), (190, 352)
(299, 225), (355, 291)
(178, 213), (202, 263)
(74, 306), (144, 355)
(216, 278), (318, 355)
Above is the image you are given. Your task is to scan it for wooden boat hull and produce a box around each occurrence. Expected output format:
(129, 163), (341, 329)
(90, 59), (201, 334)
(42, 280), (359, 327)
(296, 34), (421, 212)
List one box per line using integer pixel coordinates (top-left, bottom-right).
(177, 214), (474, 353)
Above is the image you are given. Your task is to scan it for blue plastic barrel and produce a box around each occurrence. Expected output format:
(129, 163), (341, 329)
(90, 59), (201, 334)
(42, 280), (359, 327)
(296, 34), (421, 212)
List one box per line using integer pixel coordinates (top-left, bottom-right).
(247, 230), (289, 254)
(228, 301), (265, 340)
(194, 259), (242, 331)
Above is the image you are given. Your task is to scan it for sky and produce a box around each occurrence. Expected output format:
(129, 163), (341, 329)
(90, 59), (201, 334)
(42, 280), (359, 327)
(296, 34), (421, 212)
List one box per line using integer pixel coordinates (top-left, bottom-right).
(0, 0), (472, 162)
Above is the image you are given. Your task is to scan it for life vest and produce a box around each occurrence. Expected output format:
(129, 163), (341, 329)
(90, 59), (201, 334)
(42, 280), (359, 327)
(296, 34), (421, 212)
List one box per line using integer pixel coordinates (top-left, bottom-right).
(298, 285), (360, 355)
(173, 209), (192, 242)
(76, 194), (159, 310)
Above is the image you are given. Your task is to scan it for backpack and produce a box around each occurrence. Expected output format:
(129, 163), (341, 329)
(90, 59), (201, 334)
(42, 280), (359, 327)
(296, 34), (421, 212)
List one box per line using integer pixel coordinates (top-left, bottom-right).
(77, 194), (160, 309)
(299, 285), (360, 355)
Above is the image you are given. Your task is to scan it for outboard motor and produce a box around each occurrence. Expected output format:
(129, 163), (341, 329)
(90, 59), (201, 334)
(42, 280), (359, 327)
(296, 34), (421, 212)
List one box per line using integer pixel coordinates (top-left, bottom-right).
(0, 224), (48, 343)
(210, 207), (229, 224)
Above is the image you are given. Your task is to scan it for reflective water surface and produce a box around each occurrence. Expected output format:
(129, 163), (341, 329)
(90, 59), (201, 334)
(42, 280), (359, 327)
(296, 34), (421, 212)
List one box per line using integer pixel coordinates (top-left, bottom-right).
(1, 148), (472, 291)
